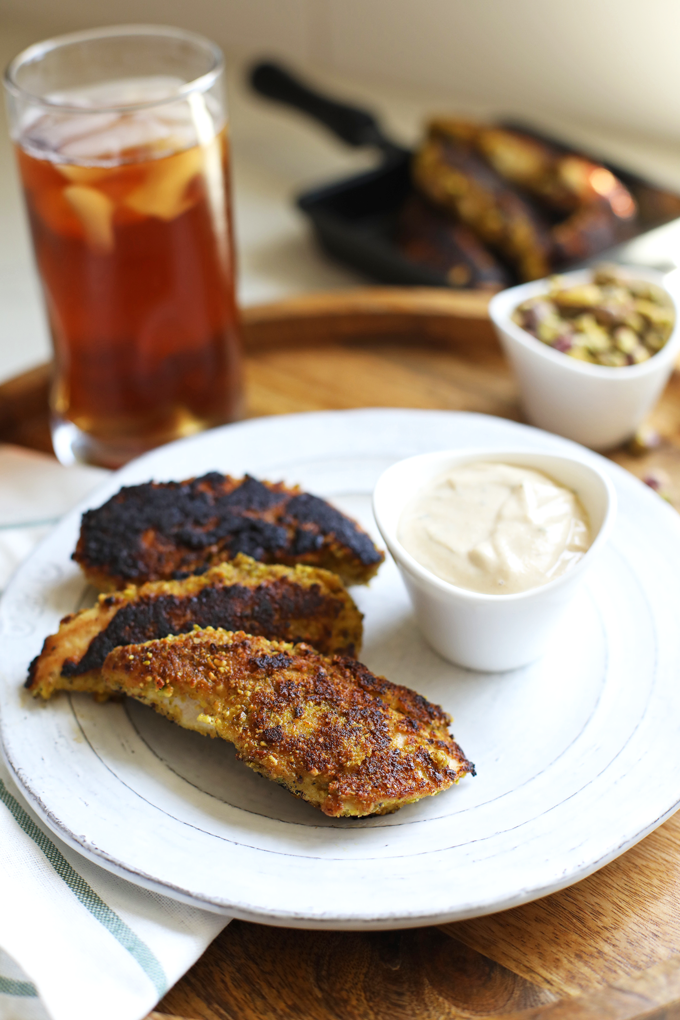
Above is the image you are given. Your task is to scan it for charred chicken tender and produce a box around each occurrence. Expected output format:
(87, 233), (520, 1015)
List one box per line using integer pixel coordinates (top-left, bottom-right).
(98, 628), (475, 817)
(413, 120), (553, 281)
(435, 119), (636, 220)
(27, 554), (363, 700)
(396, 194), (510, 290)
(73, 472), (385, 591)
(513, 266), (675, 366)
(413, 118), (637, 279)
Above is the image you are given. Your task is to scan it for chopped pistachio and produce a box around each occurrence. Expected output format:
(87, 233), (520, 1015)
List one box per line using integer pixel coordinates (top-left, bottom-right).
(513, 265), (674, 367)
(623, 311), (645, 333)
(567, 345), (597, 362)
(646, 330), (667, 352)
(598, 349), (629, 367)
(575, 314), (611, 351)
(643, 469), (672, 501)
(634, 299), (674, 329)
(536, 315), (565, 343)
(552, 283), (601, 308)
(630, 344), (651, 364)
(593, 264), (624, 286)
(627, 425), (661, 455)
(613, 326), (638, 354)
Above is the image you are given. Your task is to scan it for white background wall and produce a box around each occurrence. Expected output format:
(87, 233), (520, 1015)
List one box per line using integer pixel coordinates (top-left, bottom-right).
(3, 0), (680, 143)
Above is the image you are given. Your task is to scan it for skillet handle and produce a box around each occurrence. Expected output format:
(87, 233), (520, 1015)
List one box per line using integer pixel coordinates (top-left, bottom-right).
(249, 61), (401, 155)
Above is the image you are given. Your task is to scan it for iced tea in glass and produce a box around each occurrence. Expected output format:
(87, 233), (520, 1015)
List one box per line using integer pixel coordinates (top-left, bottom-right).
(4, 26), (243, 467)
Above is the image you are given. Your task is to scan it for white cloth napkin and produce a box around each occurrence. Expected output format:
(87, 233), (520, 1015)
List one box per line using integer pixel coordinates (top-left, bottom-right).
(0, 444), (229, 1020)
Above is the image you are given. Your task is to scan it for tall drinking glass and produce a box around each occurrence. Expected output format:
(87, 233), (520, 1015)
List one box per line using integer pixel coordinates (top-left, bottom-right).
(4, 26), (243, 468)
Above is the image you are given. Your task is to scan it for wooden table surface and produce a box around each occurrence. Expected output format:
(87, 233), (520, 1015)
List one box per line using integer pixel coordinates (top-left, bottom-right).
(3, 287), (680, 1020)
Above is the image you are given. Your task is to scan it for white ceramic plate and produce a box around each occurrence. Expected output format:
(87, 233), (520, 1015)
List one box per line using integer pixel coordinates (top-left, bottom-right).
(2, 409), (680, 929)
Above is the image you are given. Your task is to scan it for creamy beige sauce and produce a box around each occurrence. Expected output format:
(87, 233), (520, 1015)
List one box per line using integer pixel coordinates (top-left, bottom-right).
(398, 462), (592, 595)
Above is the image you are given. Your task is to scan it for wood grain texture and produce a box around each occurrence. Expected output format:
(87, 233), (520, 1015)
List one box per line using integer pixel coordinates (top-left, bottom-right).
(4, 286), (680, 1020)
(157, 922), (557, 1020)
(490, 952), (680, 1020)
(241, 287), (494, 352)
(443, 812), (680, 998)
(0, 361), (51, 453)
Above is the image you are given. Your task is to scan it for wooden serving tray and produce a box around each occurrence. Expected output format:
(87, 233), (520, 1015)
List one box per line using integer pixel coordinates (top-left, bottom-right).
(4, 287), (680, 1020)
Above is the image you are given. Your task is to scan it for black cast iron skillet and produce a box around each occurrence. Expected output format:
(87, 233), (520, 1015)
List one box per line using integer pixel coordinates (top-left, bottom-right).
(249, 60), (680, 287)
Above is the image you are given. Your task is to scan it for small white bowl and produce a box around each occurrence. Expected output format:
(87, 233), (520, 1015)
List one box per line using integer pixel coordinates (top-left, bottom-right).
(373, 448), (616, 672)
(489, 266), (680, 450)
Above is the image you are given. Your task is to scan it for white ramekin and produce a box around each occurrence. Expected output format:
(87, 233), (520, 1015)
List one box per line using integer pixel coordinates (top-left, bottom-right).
(488, 266), (680, 450)
(372, 448), (616, 672)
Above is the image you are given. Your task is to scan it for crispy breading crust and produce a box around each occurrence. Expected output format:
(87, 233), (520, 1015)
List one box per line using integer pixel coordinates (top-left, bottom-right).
(27, 555), (363, 700)
(413, 124), (552, 282)
(100, 628), (475, 817)
(415, 118), (637, 276)
(72, 473), (384, 591)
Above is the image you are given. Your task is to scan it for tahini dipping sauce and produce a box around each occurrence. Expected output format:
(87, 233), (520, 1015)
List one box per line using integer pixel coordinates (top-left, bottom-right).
(398, 462), (592, 595)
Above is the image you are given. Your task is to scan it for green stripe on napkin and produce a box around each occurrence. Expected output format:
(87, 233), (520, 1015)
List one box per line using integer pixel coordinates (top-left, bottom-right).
(0, 976), (38, 996)
(0, 779), (168, 997)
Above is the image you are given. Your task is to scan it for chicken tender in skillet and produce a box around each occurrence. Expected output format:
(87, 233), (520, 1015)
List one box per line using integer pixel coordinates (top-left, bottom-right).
(415, 118), (637, 273)
(413, 121), (552, 281)
(73, 473), (384, 591)
(27, 555), (363, 700)
(99, 629), (473, 817)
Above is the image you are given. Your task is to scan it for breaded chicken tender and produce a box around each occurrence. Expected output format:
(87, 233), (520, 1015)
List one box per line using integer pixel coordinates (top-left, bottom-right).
(27, 555), (362, 700)
(73, 473), (384, 591)
(99, 629), (473, 817)
(414, 118), (637, 276)
(413, 121), (552, 281)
